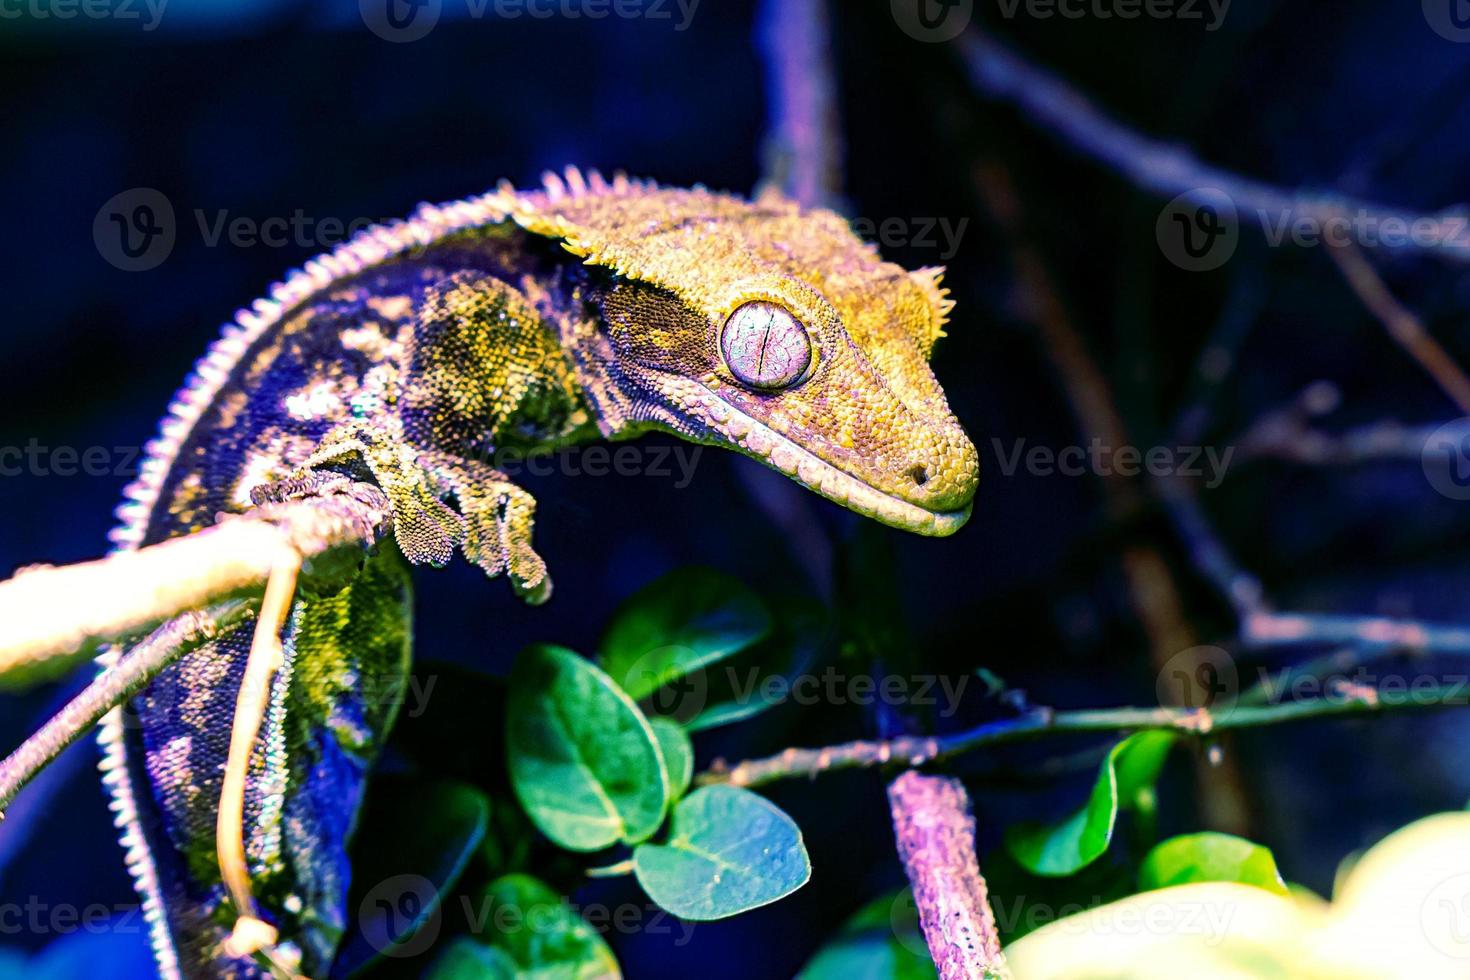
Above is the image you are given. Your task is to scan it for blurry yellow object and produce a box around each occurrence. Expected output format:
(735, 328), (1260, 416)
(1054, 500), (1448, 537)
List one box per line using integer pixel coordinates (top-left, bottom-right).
(1004, 812), (1470, 979)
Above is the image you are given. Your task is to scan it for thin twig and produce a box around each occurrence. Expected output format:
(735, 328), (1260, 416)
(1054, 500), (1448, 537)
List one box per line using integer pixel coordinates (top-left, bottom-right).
(1326, 233), (1470, 415)
(888, 772), (1009, 980)
(1153, 476), (1267, 619)
(0, 483), (391, 818)
(586, 860), (636, 878)
(1235, 419), (1442, 467)
(0, 602), (255, 813)
(703, 677), (1464, 789)
(1170, 258), (1269, 447)
(957, 29), (1470, 262)
(220, 554), (301, 961)
(0, 482), (391, 689)
(1156, 474), (1470, 653)
(1241, 610), (1470, 653)
(1229, 381), (1441, 467)
(0, 707), (88, 872)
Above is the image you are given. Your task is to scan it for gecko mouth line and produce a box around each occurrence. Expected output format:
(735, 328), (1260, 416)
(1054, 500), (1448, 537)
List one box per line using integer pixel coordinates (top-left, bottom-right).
(683, 390), (972, 537)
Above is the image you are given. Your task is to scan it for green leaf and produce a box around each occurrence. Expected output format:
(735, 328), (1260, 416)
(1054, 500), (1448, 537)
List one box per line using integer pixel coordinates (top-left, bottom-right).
(633, 785), (811, 920)
(475, 874), (622, 979)
(683, 600), (826, 733)
(601, 567), (771, 701)
(1139, 832), (1288, 895)
(336, 779), (490, 976)
(797, 889), (936, 979)
(1005, 731), (1175, 876)
(426, 938), (519, 980)
(1113, 730), (1174, 809)
(649, 717), (694, 801)
(681, 698), (770, 733)
(482, 795), (537, 880)
(1006, 811), (1470, 978)
(506, 644), (669, 852)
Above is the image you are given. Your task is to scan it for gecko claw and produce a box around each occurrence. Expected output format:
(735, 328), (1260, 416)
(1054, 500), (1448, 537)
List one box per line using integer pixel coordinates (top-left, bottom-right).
(429, 456), (552, 604)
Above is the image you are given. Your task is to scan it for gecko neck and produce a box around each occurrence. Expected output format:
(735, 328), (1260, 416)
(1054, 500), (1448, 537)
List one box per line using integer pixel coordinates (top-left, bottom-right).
(527, 267), (645, 442)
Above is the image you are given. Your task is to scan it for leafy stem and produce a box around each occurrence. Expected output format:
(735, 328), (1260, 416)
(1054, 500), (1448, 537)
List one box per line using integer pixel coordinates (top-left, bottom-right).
(701, 676), (1464, 790)
(584, 859), (635, 878)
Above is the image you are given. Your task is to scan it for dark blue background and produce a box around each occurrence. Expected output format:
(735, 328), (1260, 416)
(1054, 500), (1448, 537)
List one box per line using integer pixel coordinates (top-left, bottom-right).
(3, 1), (1470, 976)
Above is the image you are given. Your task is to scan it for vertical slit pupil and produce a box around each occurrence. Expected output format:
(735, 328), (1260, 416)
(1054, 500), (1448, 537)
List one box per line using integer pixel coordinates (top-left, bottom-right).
(723, 301), (810, 389)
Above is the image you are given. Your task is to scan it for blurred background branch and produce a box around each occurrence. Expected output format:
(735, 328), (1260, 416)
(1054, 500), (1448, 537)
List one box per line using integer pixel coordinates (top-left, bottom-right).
(957, 28), (1470, 264)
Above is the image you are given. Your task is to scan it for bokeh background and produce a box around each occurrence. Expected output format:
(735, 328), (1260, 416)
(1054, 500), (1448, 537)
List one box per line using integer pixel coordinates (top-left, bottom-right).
(3, 0), (1470, 976)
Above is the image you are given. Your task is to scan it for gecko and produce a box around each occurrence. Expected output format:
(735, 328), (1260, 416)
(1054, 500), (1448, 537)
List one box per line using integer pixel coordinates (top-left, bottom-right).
(96, 167), (979, 978)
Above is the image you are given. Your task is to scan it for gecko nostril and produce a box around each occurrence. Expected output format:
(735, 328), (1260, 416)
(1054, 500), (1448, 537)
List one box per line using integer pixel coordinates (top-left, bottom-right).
(908, 464), (930, 487)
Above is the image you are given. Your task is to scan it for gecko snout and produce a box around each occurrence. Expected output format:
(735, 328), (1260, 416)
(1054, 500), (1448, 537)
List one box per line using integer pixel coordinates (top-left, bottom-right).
(890, 426), (978, 514)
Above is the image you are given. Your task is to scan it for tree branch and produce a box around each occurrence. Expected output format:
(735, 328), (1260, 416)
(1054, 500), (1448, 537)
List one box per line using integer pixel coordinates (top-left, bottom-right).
(1157, 473), (1470, 653)
(0, 602), (254, 813)
(0, 483), (392, 813)
(1230, 383), (1441, 467)
(703, 675), (1464, 789)
(957, 29), (1470, 262)
(958, 30), (1470, 662)
(888, 772), (1009, 980)
(1326, 232), (1470, 415)
(0, 482), (391, 689)
(757, 0), (842, 210)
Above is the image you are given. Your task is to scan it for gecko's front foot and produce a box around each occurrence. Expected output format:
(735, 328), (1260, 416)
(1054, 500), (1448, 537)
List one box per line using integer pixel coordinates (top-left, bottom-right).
(256, 420), (466, 568)
(427, 455), (552, 605)
(253, 424), (551, 603)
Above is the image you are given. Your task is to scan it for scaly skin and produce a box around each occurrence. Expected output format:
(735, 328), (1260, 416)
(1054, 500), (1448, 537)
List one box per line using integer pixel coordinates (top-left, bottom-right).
(98, 168), (978, 978)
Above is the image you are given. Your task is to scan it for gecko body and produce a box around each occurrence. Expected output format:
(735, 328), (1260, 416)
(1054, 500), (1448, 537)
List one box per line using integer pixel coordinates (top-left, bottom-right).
(98, 169), (978, 977)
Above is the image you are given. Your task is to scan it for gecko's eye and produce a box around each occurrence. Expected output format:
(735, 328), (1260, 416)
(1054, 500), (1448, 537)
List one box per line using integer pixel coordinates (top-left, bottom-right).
(720, 301), (813, 390)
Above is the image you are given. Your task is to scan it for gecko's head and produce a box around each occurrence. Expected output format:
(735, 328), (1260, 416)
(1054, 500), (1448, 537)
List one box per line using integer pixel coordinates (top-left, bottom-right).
(506, 170), (979, 536)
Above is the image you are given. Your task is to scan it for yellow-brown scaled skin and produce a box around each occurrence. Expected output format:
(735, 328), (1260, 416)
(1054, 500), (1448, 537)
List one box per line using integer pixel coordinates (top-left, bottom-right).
(509, 171), (980, 535)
